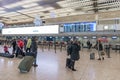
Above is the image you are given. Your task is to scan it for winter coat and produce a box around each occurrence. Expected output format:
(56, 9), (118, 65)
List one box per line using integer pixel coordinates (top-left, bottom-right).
(67, 44), (72, 56)
(70, 43), (80, 61)
(31, 38), (37, 53)
(26, 39), (32, 48)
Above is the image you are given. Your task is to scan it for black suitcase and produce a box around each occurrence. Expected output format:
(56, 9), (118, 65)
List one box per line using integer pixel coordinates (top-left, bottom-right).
(66, 58), (71, 67)
(0, 53), (14, 58)
(25, 52), (36, 58)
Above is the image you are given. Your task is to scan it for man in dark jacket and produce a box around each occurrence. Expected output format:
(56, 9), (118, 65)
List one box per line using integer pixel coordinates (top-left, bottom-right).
(31, 36), (38, 67)
(69, 40), (80, 71)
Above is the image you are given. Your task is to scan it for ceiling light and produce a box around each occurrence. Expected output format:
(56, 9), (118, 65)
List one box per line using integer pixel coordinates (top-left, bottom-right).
(0, 7), (4, 10)
(4, 0), (41, 8)
(0, 11), (6, 13)
(18, 7), (54, 14)
(22, 3), (38, 8)
(18, 6), (43, 12)
(0, 12), (19, 16)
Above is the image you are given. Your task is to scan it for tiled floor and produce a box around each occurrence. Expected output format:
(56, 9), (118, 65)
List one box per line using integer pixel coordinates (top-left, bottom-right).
(0, 45), (120, 80)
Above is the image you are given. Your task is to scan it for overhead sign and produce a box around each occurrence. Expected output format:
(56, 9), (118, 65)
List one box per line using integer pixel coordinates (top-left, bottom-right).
(2, 25), (59, 35)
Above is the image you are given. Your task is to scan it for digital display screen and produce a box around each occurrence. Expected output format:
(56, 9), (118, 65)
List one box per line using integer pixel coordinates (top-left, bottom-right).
(63, 21), (96, 32)
(2, 25), (59, 35)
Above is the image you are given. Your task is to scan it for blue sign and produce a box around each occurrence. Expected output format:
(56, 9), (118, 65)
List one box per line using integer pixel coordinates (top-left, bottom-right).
(63, 21), (96, 32)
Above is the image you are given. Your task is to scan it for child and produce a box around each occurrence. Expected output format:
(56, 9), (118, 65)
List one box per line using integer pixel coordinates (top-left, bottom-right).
(4, 44), (10, 54)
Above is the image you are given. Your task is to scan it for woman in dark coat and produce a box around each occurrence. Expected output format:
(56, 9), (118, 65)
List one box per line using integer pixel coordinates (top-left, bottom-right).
(69, 41), (80, 71)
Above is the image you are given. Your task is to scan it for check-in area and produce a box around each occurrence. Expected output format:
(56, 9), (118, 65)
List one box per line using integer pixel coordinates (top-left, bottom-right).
(0, 0), (120, 80)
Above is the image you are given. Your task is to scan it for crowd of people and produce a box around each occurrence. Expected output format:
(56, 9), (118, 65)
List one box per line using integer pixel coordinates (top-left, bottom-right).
(1, 37), (110, 71)
(3, 37), (38, 67)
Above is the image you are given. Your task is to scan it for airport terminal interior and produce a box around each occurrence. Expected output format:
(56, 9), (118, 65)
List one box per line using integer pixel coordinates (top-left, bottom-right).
(0, 0), (120, 80)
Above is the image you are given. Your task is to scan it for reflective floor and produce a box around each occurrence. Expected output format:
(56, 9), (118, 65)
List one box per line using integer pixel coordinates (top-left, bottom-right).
(0, 46), (120, 80)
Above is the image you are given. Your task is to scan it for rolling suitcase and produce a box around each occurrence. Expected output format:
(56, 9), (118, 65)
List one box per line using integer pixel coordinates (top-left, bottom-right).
(90, 53), (95, 60)
(0, 53), (14, 58)
(18, 56), (34, 72)
(66, 58), (71, 68)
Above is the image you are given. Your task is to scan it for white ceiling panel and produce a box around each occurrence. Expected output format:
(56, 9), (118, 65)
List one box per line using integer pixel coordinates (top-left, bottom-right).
(0, 0), (120, 24)
(22, 3), (39, 8)
(4, 0), (41, 8)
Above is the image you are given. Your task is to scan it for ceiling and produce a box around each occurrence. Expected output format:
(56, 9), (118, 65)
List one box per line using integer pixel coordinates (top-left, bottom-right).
(0, 0), (120, 24)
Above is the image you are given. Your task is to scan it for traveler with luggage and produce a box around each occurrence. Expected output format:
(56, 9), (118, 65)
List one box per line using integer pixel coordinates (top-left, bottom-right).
(18, 37), (37, 72)
(16, 38), (25, 57)
(0, 43), (14, 58)
(95, 40), (104, 60)
(67, 40), (81, 71)
(66, 41), (73, 68)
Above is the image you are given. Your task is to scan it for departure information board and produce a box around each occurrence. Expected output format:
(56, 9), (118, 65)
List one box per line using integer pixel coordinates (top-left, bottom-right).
(63, 21), (96, 32)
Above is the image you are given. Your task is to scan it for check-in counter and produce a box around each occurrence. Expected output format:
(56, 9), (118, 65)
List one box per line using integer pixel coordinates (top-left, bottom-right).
(115, 44), (120, 53)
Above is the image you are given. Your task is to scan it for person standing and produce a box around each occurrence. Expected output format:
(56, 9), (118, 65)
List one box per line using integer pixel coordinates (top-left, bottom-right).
(69, 40), (81, 71)
(26, 38), (32, 52)
(31, 36), (38, 67)
(87, 40), (91, 50)
(11, 39), (16, 55)
(95, 40), (104, 60)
